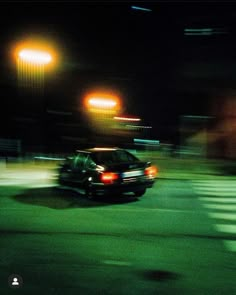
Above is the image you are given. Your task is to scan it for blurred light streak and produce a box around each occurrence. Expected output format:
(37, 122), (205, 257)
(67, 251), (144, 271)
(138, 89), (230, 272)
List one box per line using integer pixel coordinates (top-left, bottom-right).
(185, 28), (213, 32)
(183, 115), (212, 119)
(184, 32), (213, 36)
(184, 28), (228, 36)
(128, 125), (152, 128)
(134, 138), (159, 145)
(34, 156), (65, 161)
(93, 148), (117, 151)
(131, 6), (152, 12)
(114, 116), (141, 121)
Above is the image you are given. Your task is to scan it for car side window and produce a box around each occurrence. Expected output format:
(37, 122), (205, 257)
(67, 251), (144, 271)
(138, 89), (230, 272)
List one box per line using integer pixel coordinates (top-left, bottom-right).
(115, 150), (137, 162)
(85, 156), (96, 169)
(73, 153), (88, 170)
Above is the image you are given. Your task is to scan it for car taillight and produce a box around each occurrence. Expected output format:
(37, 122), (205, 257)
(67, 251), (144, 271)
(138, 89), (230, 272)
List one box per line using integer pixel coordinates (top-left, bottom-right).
(100, 172), (119, 184)
(144, 165), (158, 178)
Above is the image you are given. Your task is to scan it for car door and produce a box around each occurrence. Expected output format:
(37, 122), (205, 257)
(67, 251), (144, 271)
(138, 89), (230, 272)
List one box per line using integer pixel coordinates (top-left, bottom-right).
(70, 152), (89, 187)
(59, 157), (74, 185)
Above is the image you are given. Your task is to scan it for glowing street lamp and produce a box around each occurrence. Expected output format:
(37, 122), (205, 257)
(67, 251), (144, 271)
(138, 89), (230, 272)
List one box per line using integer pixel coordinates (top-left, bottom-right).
(84, 92), (121, 114)
(14, 40), (57, 94)
(18, 49), (52, 65)
(17, 48), (53, 93)
(83, 91), (122, 134)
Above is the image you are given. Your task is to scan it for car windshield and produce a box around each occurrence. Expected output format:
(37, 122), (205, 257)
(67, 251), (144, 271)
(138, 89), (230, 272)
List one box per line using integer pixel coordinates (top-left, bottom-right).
(91, 150), (139, 165)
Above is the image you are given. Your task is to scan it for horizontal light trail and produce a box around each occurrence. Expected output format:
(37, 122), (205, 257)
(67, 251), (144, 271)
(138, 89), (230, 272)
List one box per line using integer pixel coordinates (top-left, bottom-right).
(208, 213), (236, 221)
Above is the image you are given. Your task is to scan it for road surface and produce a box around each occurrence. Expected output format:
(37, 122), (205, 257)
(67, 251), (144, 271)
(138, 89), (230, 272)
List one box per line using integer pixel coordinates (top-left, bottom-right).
(0, 166), (235, 294)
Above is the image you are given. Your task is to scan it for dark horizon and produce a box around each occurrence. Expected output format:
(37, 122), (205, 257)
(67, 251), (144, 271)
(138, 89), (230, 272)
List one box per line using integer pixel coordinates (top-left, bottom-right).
(1, 2), (236, 151)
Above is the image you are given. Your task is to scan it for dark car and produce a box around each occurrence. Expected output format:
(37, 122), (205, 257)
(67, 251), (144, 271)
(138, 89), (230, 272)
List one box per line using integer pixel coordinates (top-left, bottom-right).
(58, 147), (157, 198)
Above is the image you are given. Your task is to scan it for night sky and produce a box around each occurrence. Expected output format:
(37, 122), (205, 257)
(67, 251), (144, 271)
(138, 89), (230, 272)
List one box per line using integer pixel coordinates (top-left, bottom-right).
(1, 2), (236, 144)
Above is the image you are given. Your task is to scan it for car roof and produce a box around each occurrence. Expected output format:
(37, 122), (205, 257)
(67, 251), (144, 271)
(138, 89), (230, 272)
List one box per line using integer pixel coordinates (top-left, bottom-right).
(76, 147), (121, 154)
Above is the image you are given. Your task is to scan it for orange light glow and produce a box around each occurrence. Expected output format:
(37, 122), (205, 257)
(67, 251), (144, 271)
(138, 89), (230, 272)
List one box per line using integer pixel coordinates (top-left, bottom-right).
(84, 91), (121, 112)
(13, 38), (58, 70)
(89, 97), (117, 109)
(145, 166), (158, 178)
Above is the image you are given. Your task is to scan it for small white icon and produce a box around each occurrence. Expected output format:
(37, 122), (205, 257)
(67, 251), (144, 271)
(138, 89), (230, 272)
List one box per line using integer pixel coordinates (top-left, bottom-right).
(8, 274), (23, 288)
(12, 277), (19, 286)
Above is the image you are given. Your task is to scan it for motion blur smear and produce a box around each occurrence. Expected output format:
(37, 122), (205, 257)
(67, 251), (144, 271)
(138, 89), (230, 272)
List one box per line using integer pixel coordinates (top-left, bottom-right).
(0, 3), (236, 295)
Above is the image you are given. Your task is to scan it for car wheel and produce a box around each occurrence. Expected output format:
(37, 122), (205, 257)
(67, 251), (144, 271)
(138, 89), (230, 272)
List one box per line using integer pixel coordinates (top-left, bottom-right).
(58, 176), (66, 185)
(134, 189), (146, 197)
(85, 183), (95, 200)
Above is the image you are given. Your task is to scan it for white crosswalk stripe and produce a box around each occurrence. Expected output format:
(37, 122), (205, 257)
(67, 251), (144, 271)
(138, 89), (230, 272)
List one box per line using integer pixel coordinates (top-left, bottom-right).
(215, 224), (236, 234)
(194, 191), (236, 197)
(192, 180), (236, 253)
(199, 197), (236, 203)
(202, 204), (236, 210)
(223, 241), (236, 252)
(208, 213), (236, 221)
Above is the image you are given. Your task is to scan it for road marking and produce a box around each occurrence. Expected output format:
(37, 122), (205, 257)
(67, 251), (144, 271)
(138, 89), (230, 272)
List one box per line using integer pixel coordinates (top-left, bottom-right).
(193, 180), (236, 197)
(195, 185), (236, 189)
(215, 224), (236, 234)
(196, 187), (236, 193)
(202, 204), (236, 210)
(208, 213), (236, 221)
(193, 180), (236, 185)
(199, 197), (236, 203)
(223, 240), (236, 252)
(194, 180), (236, 252)
(196, 186), (236, 190)
(103, 260), (132, 266)
(196, 191), (236, 197)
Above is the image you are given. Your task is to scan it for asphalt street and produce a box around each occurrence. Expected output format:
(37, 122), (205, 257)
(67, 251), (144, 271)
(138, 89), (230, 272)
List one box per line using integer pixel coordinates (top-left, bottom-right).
(0, 166), (235, 294)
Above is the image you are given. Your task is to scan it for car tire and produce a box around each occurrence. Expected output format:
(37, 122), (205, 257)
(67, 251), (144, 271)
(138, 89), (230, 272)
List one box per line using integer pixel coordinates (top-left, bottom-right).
(85, 183), (95, 200)
(134, 189), (146, 197)
(58, 176), (65, 185)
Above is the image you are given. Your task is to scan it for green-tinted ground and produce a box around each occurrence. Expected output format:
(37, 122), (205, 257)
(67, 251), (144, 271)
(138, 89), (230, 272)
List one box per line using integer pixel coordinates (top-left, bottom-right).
(0, 160), (235, 294)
